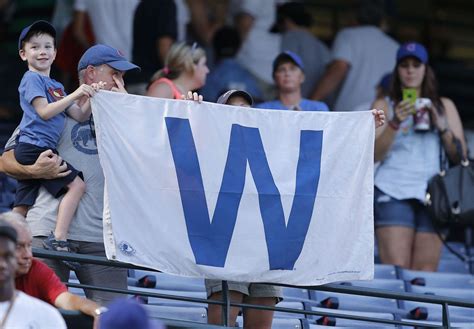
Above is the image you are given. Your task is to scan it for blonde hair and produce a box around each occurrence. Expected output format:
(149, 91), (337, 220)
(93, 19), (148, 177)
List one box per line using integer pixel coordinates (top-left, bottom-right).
(150, 42), (206, 83)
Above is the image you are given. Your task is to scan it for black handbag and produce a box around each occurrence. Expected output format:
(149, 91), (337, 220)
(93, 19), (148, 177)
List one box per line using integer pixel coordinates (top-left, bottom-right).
(425, 136), (474, 227)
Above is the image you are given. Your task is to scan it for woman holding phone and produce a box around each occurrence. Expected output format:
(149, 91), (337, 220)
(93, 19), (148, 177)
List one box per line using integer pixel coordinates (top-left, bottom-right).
(371, 42), (467, 271)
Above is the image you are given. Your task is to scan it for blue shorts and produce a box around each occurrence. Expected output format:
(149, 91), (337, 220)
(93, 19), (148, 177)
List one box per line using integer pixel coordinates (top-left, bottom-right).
(14, 142), (82, 207)
(374, 187), (435, 233)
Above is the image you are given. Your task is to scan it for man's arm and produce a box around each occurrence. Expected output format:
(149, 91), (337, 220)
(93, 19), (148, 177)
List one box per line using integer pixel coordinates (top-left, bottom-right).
(55, 292), (101, 327)
(310, 60), (349, 101)
(1, 149), (70, 180)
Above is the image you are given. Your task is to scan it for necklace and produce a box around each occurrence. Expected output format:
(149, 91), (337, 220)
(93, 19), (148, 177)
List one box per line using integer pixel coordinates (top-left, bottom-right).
(0, 291), (16, 329)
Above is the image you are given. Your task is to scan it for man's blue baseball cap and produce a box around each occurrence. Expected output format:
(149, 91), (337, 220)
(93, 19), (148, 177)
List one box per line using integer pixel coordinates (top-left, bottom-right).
(273, 51), (304, 74)
(18, 20), (56, 50)
(77, 44), (140, 72)
(396, 42), (428, 64)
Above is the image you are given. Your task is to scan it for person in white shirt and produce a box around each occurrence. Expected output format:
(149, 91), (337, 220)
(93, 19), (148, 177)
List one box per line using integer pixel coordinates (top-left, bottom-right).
(73, 0), (139, 60)
(0, 221), (66, 328)
(232, 0), (281, 100)
(310, 0), (398, 112)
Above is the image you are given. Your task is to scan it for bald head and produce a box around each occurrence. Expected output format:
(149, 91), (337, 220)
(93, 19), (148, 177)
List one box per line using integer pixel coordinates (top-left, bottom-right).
(0, 212), (33, 276)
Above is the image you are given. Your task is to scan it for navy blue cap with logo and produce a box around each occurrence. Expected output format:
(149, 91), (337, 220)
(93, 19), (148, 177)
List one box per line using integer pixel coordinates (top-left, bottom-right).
(77, 44), (140, 72)
(272, 51), (305, 74)
(18, 20), (56, 51)
(396, 42), (428, 64)
(217, 90), (254, 106)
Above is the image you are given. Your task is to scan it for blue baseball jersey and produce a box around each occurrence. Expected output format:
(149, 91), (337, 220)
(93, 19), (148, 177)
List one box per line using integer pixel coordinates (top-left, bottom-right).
(18, 71), (67, 148)
(256, 99), (329, 112)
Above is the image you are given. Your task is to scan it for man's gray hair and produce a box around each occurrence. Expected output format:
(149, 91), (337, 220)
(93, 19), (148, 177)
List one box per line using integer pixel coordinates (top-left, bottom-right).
(0, 211), (30, 233)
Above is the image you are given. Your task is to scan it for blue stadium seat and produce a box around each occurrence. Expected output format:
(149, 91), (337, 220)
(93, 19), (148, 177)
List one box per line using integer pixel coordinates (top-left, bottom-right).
(398, 269), (474, 289)
(274, 301), (306, 318)
(407, 285), (474, 300)
(308, 306), (397, 327)
(440, 242), (467, 260)
(128, 287), (208, 307)
(153, 273), (205, 292)
(337, 279), (406, 292)
(282, 287), (311, 301)
(437, 258), (470, 274)
(143, 305), (208, 323)
(374, 264), (398, 279)
(309, 291), (400, 314)
(399, 300), (474, 322)
(400, 319), (474, 328)
(236, 316), (310, 329)
(309, 323), (394, 329)
(66, 279), (85, 296)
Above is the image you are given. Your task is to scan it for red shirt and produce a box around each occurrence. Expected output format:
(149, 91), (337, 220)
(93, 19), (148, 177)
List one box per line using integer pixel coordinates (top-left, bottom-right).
(15, 258), (67, 305)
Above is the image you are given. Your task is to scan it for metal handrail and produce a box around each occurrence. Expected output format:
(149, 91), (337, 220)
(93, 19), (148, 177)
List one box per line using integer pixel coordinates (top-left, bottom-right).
(34, 248), (474, 328)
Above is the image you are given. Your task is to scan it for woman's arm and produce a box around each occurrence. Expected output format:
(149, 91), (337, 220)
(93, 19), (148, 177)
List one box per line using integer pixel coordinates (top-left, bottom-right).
(435, 97), (467, 164)
(374, 98), (414, 162)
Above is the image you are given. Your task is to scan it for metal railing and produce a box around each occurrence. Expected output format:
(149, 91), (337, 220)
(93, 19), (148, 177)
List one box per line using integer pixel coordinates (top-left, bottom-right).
(34, 248), (474, 328)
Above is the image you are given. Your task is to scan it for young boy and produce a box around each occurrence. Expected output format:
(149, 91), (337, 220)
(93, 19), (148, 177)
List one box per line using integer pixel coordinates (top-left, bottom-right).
(15, 21), (101, 268)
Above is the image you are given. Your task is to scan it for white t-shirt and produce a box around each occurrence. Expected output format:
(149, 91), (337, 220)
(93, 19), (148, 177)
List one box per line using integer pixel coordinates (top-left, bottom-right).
(174, 0), (190, 42)
(331, 26), (398, 112)
(0, 291), (66, 328)
(74, 0), (139, 60)
(234, 0), (281, 84)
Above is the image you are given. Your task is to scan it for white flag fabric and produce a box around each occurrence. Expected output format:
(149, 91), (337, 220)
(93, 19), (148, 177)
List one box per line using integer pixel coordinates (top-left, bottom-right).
(92, 91), (375, 286)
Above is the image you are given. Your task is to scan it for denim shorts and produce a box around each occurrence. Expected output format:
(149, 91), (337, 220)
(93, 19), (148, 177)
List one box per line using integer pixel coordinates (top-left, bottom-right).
(205, 279), (283, 302)
(374, 187), (436, 233)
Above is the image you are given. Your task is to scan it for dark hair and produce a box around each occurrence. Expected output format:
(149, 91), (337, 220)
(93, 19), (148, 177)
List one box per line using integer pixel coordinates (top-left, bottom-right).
(356, 0), (385, 26)
(278, 2), (313, 28)
(21, 29), (56, 50)
(213, 26), (241, 60)
(390, 61), (444, 115)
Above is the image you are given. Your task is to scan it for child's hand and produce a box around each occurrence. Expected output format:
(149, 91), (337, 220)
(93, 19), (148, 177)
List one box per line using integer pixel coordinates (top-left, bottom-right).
(371, 108), (385, 128)
(91, 81), (107, 91)
(72, 84), (96, 100)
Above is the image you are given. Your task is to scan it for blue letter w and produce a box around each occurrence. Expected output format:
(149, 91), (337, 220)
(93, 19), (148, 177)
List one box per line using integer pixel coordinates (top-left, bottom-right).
(165, 118), (323, 270)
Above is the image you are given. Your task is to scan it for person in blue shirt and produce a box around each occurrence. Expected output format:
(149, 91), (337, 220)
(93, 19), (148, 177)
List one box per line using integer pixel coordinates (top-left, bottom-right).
(14, 21), (104, 267)
(256, 51), (329, 111)
(200, 26), (263, 103)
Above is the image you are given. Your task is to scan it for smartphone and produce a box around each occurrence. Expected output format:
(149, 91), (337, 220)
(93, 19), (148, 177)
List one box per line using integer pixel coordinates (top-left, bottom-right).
(402, 88), (418, 105)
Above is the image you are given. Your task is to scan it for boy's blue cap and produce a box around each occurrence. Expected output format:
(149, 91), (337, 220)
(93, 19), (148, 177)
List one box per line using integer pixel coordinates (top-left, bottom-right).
(273, 51), (304, 74)
(397, 42), (428, 64)
(77, 44), (140, 72)
(18, 20), (56, 50)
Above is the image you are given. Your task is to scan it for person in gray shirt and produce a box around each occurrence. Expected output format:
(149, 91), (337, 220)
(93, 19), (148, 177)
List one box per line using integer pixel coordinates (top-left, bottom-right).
(1, 44), (140, 304)
(271, 2), (331, 99)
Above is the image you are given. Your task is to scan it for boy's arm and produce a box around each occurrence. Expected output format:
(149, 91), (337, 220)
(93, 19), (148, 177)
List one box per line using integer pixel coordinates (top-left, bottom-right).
(1, 149), (70, 180)
(34, 84), (95, 120)
(67, 82), (106, 122)
(66, 98), (92, 123)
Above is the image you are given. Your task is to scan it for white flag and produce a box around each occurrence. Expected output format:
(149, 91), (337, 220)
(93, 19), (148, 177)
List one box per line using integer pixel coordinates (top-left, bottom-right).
(92, 91), (375, 285)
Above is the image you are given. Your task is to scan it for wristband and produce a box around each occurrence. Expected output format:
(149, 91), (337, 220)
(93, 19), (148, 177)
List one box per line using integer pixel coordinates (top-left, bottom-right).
(388, 120), (400, 131)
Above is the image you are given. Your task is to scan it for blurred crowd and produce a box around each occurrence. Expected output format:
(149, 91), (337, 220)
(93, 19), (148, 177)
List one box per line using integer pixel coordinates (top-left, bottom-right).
(0, 0), (471, 328)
